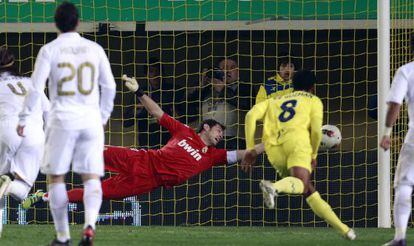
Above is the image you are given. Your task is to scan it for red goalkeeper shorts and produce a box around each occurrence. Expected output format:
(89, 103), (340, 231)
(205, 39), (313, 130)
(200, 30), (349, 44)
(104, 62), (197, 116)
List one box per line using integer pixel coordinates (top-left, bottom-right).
(101, 145), (161, 200)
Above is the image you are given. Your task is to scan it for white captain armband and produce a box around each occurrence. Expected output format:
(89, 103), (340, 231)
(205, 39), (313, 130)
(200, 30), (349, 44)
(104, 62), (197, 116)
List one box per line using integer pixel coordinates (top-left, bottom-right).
(226, 150), (238, 164)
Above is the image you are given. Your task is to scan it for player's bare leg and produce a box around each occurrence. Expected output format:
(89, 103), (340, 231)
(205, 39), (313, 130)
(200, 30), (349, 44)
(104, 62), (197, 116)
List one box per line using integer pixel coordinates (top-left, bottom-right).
(79, 173), (102, 246)
(289, 167), (356, 240)
(48, 174), (71, 245)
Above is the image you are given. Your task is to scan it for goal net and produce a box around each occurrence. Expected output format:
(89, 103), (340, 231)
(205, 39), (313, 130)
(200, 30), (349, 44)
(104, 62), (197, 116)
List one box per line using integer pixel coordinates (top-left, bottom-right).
(1, 0), (378, 227)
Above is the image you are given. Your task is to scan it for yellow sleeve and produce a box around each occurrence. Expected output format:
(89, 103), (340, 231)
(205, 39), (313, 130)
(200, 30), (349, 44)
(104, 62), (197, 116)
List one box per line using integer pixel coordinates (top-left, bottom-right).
(255, 85), (267, 105)
(245, 100), (269, 150)
(310, 98), (323, 159)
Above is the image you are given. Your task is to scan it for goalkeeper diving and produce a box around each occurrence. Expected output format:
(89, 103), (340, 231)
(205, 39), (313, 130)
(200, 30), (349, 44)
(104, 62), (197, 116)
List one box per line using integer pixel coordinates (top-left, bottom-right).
(22, 75), (264, 207)
(242, 69), (355, 240)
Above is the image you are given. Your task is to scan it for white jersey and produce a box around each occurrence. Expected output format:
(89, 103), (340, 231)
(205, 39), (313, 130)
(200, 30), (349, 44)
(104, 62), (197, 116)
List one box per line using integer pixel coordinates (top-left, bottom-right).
(0, 72), (48, 186)
(388, 61), (414, 143)
(0, 72), (49, 126)
(27, 32), (116, 129)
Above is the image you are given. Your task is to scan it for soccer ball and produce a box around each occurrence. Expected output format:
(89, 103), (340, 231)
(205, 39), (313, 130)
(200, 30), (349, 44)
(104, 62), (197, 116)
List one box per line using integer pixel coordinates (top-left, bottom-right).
(320, 125), (342, 150)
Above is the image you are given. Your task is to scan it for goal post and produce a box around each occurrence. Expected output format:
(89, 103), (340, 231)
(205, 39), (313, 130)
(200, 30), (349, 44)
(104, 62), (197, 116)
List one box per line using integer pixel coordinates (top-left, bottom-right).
(377, 0), (391, 229)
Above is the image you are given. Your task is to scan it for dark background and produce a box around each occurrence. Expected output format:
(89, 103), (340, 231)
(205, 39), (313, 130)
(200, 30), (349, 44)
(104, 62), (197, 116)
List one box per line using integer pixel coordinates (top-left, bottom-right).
(1, 29), (378, 227)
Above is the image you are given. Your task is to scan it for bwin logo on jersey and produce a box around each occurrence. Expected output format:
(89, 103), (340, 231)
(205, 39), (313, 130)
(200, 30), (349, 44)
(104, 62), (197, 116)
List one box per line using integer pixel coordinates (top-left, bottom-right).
(177, 139), (202, 161)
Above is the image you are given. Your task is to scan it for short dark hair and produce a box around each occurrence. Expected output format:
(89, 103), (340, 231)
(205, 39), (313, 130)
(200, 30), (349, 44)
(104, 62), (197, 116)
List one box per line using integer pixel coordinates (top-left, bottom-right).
(54, 1), (79, 33)
(0, 46), (14, 68)
(197, 119), (226, 133)
(292, 70), (317, 91)
(278, 52), (297, 69)
(0, 46), (18, 75)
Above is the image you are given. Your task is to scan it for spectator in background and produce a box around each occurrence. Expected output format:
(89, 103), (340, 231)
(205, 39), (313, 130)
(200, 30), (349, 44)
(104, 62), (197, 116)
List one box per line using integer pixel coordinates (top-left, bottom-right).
(255, 52), (297, 104)
(123, 57), (174, 148)
(182, 57), (255, 150)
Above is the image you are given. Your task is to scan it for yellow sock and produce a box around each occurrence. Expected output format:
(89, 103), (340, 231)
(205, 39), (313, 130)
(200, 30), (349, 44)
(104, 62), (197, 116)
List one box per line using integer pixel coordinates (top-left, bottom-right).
(306, 192), (350, 235)
(272, 177), (304, 194)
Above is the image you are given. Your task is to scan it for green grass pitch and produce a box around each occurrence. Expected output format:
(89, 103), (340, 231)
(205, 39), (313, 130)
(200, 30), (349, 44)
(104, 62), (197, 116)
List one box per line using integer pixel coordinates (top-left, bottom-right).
(0, 225), (408, 245)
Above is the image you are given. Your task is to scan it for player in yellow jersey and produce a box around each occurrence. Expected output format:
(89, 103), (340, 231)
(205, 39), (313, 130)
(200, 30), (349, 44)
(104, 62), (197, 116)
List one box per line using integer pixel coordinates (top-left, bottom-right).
(255, 53), (295, 104)
(242, 70), (356, 240)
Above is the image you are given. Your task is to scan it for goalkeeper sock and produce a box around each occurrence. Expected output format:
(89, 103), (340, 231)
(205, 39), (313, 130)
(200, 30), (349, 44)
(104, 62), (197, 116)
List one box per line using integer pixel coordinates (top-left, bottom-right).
(306, 191), (349, 235)
(42, 190), (79, 203)
(83, 179), (102, 230)
(393, 185), (412, 240)
(272, 177), (304, 194)
(49, 183), (70, 242)
(0, 196), (4, 235)
(7, 179), (31, 201)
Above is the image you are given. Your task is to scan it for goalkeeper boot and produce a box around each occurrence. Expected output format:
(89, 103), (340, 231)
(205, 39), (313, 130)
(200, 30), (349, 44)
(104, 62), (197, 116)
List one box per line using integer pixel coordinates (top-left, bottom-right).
(383, 239), (407, 246)
(49, 238), (72, 246)
(343, 228), (356, 240)
(259, 180), (277, 209)
(0, 175), (11, 198)
(22, 190), (45, 209)
(79, 225), (95, 246)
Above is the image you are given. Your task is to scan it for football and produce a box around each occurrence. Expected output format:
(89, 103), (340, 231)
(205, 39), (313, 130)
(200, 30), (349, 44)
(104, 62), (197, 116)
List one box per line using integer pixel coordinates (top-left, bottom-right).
(320, 125), (342, 150)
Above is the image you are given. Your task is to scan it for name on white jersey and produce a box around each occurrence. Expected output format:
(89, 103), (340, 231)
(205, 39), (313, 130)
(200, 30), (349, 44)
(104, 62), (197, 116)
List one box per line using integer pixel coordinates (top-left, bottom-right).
(60, 46), (89, 55)
(177, 139), (202, 161)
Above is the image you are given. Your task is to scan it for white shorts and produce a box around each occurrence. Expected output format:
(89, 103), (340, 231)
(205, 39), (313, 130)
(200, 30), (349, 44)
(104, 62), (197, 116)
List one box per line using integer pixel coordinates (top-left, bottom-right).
(42, 126), (104, 176)
(0, 125), (22, 176)
(12, 124), (45, 186)
(394, 143), (414, 188)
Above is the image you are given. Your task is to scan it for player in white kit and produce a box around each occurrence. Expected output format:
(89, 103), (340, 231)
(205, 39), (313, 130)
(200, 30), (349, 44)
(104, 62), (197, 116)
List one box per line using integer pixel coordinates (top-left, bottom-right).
(15, 2), (116, 246)
(0, 46), (49, 236)
(380, 36), (414, 246)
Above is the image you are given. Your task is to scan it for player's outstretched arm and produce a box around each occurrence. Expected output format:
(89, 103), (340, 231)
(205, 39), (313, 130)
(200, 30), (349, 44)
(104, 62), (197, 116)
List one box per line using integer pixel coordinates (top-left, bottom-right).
(237, 143), (264, 173)
(236, 143), (264, 161)
(310, 99), (323, 159)
(98, 48), (117, 126)
(122, 74), (164, 120)
(17, 47), (51, 136)
(17, 89), (43, 136)
(242, 102), (268, 172)
(245, 101), (268, 150)
(380, 102), (401, 151)
(380, 67), (408, 150)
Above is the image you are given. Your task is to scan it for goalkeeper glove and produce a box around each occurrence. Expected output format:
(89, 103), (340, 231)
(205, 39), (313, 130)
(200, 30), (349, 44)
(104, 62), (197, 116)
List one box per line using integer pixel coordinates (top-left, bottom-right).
(122, 74), (139, 92)
(122, 74), (144, 97)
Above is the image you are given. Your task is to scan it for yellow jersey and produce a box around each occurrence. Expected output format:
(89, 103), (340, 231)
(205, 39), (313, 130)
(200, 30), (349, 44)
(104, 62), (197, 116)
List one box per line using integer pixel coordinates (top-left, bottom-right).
(255, 73), (293, 104)
(245, 90), (323, 159)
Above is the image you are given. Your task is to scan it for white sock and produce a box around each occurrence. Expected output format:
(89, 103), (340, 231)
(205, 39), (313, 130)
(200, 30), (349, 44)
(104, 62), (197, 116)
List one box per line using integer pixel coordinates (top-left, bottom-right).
(393, 184), (413, 241)
(49, 183), (70, 242)
(83, 179), (102, 230)
(7, 179), (31, 201)
(0, 197), (4, 237)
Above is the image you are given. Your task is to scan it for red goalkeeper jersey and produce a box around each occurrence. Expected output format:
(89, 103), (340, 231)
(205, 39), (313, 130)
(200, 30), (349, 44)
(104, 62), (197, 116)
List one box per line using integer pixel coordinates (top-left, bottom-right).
(147, 113), (227, 187)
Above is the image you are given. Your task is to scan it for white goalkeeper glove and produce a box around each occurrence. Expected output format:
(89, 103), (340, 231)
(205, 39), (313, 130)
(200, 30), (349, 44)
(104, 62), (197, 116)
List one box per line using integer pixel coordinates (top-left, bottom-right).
(122, 74), (139, 92)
